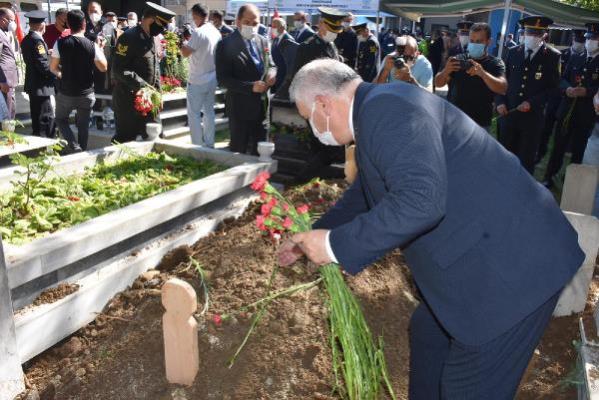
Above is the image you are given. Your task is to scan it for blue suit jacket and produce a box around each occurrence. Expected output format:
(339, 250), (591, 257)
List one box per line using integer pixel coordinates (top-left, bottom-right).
(272, 32), (297, 91)
(314, 82), (584, 345)
(293, 27), (315, 44)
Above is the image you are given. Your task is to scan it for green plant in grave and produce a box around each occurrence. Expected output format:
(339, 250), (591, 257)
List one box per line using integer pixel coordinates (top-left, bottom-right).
(0, 130), (28, 147)
(0, 149), (224, 244)
(8, 144), (63, 216)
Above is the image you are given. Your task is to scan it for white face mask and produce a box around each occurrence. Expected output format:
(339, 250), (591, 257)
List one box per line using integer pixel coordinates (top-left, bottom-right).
(127, 19), (137, 27)
(7, 21), (16, 33)
(458, 35), (469, 47)
(240, 24), (258, 40)
(90, 12), (101, 24)
(309, 103), (340, 146)
(358, 35), (367, 43)
(524, 35), (542, 51)
(586, 39), (599, 55)
(572, 41), (585, 53)
(294, 21), (304, 30)
(323, 31), (338, 43)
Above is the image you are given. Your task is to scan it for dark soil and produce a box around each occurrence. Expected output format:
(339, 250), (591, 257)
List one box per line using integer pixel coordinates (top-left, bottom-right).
(15, 181), (596, 399)
(31, 283), (80, 307)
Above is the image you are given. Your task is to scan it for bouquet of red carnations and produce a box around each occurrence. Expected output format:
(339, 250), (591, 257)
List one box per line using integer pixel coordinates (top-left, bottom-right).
(133, 86), (162, 118)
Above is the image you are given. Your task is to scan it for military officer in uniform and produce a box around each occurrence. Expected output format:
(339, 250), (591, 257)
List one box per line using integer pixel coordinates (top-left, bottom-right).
(457, 21), (473, 53)
(354, 23), (380, 83)
(285, 7), (347, 182)
(537, 28), (586, 164)
(496, 16), (560, 174)
(21, 11), (55, 138)
(543, 23), (599, 187)
(111, 2), (175, 143)
(334, 13), (357, 68)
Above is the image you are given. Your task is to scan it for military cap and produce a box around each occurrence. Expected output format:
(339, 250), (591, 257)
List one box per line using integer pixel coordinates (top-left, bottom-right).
(519, 15), (553, 33)
(105, 11), (116, 17)
(585, 23), (599, 38)
(318, 7), (348, 34)
(457, 21), (473, 32)
(117, 16), (127, 22)
(24, 10), (47, 23)
(352, 22), (368, 33)
(144, 2), (176, 26)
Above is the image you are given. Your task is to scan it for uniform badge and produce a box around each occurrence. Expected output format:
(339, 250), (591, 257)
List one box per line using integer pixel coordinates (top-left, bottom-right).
(535, 72), (542, 80)
(370, 46), (377, 53)
(116, 44), (128, 56)
(37, 44), (45, 55)
(594, 73), (599, 80)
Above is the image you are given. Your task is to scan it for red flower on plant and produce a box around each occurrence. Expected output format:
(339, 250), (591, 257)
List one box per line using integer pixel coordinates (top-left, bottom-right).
(212, 314), (222, 326)
(261, 203), (272, 216)
(282, 217), (294, 230)
(256, 215), (267, 231)
(296, 204), (309, 214)
(260, 192), (269, 201)
(282, 203), (290, 212)
(67, 196), (80, 202)
(251, 171), (271, 192)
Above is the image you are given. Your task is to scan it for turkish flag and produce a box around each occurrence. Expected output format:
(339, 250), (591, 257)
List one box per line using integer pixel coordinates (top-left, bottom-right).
(14, 13), (24, 43)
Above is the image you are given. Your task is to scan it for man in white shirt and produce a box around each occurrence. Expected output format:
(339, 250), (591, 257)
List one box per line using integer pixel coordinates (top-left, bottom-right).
(181, 4), (221, 147)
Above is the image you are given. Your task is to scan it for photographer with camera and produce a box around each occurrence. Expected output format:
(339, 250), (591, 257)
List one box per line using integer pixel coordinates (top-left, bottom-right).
(435, 23), (507, 131)
(375, 35), (433, 91)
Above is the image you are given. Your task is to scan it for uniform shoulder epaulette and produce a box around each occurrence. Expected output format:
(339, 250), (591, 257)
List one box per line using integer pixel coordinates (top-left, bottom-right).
(305, 35), (316, 44)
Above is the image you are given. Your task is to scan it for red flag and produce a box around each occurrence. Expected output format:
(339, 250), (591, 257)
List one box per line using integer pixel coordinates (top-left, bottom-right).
(273, 8), (279, 19)
(14, 12), (24, 43)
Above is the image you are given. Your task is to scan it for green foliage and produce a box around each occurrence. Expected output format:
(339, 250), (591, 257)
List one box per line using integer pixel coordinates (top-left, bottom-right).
(562, 0), (599, 11)
(0, 150), (224, 244)
(0, 131), (28, 147)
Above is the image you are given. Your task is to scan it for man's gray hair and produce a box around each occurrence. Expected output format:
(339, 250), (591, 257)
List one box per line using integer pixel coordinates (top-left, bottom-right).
(289, 59), (361, 104)
(403, 35), (418, 50)
(272, 17), (286, 30)
(127, 11), (138, 19)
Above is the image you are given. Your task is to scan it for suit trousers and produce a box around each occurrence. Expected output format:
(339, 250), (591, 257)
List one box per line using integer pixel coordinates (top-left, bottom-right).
(228, 115), (265, 155)
(3, 86), (15, 120)
(544, 108), (594, 180)
(499, 110), (544, 174)
(29, 95), (56, 138)
(409, 290), (560, 399)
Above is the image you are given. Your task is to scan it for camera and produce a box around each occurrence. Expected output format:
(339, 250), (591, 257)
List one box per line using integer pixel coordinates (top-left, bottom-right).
(452, 54), (474, 71)
(393, 56), (406, 69)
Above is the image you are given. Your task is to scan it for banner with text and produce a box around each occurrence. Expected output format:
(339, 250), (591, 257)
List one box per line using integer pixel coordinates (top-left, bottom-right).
(267, 0), (380, 14)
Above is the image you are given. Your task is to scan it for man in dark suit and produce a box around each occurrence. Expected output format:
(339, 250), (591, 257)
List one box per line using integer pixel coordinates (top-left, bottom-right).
(496, 16), (561, 174)
(21, 11), (55, 138)
(543, 23), (599, 188)
(271, 17), (296, 92)
(292, 11), (314, 44)
(210, 10), (233, 38)
(280, 58), (584, 399)
(215, 4), (275, 155)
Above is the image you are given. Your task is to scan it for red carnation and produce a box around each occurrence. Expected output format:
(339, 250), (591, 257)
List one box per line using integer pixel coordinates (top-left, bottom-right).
(282, 217), (293, 230)
(212, 314), (222, 326)
(251, 171), (271, 192)
(256, 215), (267, 231)
(296, 204), (309, 214)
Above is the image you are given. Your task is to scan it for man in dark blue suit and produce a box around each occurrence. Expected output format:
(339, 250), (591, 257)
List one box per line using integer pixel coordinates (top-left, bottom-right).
(291, 11), (315, 44)
(280, 59), (584, 399)
(271, 17), (296, 92)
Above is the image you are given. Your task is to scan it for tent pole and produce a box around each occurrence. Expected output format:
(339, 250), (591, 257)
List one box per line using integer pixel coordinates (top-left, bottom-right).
(47, 0), (52, 21)
(376, 9), (380, 38)
(498, 0), (512, 59)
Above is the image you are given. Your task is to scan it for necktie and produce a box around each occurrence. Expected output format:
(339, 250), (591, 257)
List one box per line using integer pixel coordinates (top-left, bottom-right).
(588, 56), (593, 64)
(247, 39), (264, 76)
(527, 49), (533, 61)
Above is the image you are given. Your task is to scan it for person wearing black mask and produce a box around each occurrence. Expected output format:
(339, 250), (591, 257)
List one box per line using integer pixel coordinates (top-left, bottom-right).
(111, 2), (176, 143)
